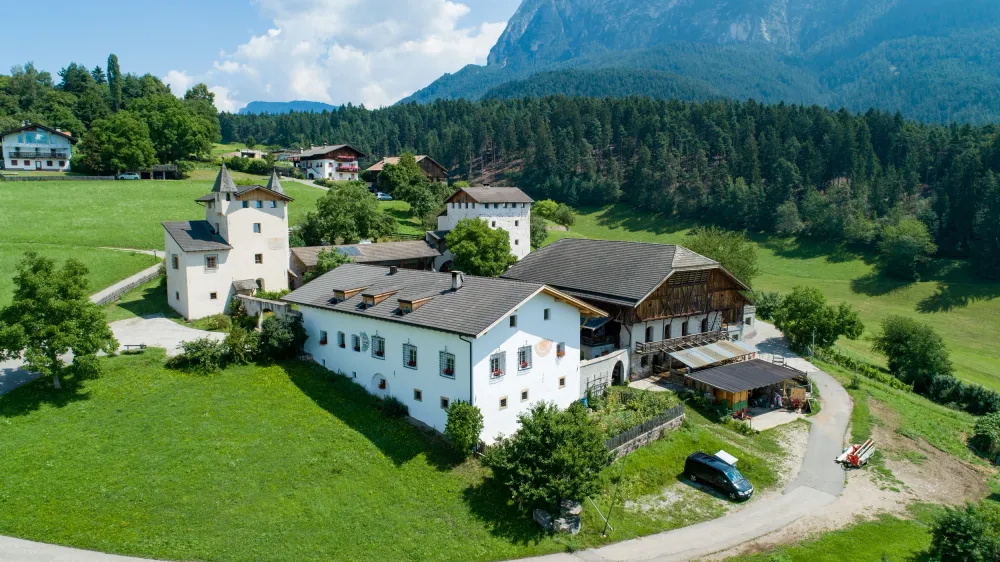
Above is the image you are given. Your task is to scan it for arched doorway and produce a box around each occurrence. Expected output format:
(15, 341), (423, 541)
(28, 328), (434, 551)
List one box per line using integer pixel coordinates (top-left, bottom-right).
(612, 361), (624, 385)
(370, 373), (389, 398)
(439, 260), (453, 273)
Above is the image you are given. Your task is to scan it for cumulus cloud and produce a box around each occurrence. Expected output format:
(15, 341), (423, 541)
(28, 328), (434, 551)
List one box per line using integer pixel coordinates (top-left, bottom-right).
(197, 0), (506, 110)
(163, 70), (195, 96)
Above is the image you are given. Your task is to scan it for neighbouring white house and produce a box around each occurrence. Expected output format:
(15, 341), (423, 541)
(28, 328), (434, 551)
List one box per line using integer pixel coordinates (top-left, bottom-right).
(283, 263), (607, 442)
(295, 144), (366, 181)
(502, 238), (756, 384)
(1, 122), (76, 172)
(428, 186), (533, 270)
(162, 165), (293, 320)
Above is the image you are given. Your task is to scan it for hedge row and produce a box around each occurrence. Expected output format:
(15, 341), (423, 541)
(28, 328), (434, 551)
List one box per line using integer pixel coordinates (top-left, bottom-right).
(816, 347), (911, 391)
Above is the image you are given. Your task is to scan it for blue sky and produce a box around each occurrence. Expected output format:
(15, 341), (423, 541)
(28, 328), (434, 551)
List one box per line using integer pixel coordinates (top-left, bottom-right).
(1, 0), (521, 110)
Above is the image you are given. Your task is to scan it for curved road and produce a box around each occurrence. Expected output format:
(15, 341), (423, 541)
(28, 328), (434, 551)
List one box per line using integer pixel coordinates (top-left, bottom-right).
(0, 324), (851, 562)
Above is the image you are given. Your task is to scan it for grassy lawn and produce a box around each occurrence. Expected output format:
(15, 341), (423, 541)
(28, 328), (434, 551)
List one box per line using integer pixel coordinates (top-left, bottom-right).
(545, 205), (1000, 391)
(0, 351), (792, 561)
(0, 244), (158, 307)
(730, 508), (935, 562)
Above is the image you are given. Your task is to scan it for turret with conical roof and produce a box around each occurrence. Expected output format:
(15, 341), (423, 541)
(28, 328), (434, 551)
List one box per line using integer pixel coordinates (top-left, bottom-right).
(212, 162), (238, 193)
(266, 169), (284, 194)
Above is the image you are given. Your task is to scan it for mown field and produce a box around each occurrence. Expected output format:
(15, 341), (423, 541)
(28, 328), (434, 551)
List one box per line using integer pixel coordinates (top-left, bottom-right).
(545, 206), (1000, 392)
(0, 350), (795, 561)
(0, 175), (326, 305)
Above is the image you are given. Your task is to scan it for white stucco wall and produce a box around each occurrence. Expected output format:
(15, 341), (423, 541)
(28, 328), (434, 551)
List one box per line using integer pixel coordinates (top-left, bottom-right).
(167, 191), (290, 320)
(625, 312), (723, 377)
(297, 289), (584, 444)
(299, 158), (359, 181)
(437, 201), (531, 261)
(2, 130), (73, 171)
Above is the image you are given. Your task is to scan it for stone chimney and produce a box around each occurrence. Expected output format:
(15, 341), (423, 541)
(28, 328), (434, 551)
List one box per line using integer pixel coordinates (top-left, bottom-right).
(451, 271), (464, 291)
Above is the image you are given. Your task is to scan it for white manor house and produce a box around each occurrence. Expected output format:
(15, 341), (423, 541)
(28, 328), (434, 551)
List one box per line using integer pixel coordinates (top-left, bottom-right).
(1, 122), (76, 172)
(163, 165), (292, 320)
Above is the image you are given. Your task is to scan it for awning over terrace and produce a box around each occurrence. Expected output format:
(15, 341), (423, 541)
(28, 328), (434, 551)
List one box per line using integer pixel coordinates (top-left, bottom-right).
(685, 359), (799, 394)
(668, 339), (758, 369)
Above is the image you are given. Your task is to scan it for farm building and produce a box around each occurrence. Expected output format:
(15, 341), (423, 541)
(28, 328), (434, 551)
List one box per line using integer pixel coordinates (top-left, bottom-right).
(283, 264), (606, 442)
(1, 122), (76, 172)
(295, 144), (366, 181)
(365, 155), (448, 183)
(289, 241), (441, 287)
(502, 238), (757, 383)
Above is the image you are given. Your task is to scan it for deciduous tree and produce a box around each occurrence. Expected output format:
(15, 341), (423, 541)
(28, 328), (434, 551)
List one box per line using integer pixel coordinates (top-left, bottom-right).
(446, 218), (517, 277)
(304, 248), (353, 283)
(685, 227), (761, 288)
(300, 182), (398, 245)
(772, 286), (864, 353)
(0, 252), (118, 389)
(78, 111), (157, 173)
(877, 217), (937, 281)
(871, 315), (953, 393)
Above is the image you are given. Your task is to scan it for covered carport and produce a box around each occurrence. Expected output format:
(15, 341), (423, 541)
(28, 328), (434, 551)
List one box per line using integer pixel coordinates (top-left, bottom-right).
(683, 359), (809, 413)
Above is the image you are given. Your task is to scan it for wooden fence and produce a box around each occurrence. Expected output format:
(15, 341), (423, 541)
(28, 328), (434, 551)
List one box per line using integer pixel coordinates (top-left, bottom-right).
(604, 404), (685, 457)
(0, 175), (115, 182)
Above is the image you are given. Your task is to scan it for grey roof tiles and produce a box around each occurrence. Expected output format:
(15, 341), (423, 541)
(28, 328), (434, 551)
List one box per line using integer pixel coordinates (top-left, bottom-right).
(450, 187), (534, 204)
(501, 238), (717, 306)
(211, 163), (238, 193)
(162, 220), (232, 252)
(291, 241), (440, 268)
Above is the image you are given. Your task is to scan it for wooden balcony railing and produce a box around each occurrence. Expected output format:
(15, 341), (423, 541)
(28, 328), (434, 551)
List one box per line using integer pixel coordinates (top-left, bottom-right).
(634, 329), (727, 355)
(10, 151), (68, 159)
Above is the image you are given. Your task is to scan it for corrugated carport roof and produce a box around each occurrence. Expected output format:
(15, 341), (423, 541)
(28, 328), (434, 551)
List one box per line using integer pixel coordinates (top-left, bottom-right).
(686, 359), (801, 393)
(669, 340), (758, 369)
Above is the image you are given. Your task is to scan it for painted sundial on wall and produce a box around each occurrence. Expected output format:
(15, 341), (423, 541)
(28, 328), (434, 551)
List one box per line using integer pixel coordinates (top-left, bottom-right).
(535, 340), (553, 357)
(360, 332), (369, 351)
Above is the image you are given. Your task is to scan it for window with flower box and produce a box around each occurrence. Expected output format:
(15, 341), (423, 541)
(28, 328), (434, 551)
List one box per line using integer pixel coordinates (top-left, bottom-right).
(319, 331), (328, 345)
(489, 351), (506, 379)
(371, 335), (385, 359)
(517, 346), (532, 372)
(337, 332), (345, 348)
(440, 351), (456, 378)
(403, 343), (418, 369)
(351, 334), (361, 352)
(556, 342), (566, 358)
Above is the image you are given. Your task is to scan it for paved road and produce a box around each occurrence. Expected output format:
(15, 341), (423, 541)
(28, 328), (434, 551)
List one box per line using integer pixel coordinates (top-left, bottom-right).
(109, 316), (224, 357)
(520, 322), (851, 562)
(0, 536), (152, 562)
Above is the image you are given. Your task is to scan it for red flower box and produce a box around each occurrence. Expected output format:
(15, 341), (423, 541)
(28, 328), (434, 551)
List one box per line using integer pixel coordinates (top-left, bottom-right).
(408, 361), (417, 367)
(491, 370), (503, 377)
(520, 362), (529, 368)
(556, 351), (566, 357)
(443, 368), (454, 375)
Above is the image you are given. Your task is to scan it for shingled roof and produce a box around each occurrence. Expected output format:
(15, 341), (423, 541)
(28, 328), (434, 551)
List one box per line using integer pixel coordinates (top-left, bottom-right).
(446, 187), (534, 204)
(283, 264), (605, 337)
(297, 144), (368, 159)
(211, 163), (238, 193)
(501, 238), (720, 306)
(266, 169), (284, 194)
(291, 241), (440, 268)
(365, 155), (446, 174)
(162, 220), (232, 252)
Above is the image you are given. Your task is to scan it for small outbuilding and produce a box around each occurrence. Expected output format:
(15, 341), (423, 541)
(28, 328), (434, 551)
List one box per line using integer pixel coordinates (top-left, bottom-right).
(683, 359), (808, 412)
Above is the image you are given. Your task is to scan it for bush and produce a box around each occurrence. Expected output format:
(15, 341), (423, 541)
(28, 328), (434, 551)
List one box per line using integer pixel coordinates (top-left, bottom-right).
(533, 199), (558, 220)
(258, 314), (307, 360)
(166, 337), (226, 373)
(445, 401), (484, 458)
(202, 313), (232, 332)
(872, 315), (953, 393)
(224, 323), (259, 365)
(379, 396), (409, 418)
(877, 217), (937, 281)
(750, 290), (783, 321)
(483, 402), (612, 512)
(929, 503), (999, 562)
(255, 289), (290, 301)
(552, 203), (576, 227)
(971, 412), (1000, 459)
(815, 347), (911, 391)
(724, 417), (758, 435)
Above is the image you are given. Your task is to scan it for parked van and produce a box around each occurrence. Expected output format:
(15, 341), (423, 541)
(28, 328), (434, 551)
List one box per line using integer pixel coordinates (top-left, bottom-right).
(684, 452), (754, 501)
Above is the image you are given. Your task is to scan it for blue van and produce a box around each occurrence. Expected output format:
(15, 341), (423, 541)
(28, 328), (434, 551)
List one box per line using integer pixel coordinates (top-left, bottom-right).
(684, 452), (754, 501)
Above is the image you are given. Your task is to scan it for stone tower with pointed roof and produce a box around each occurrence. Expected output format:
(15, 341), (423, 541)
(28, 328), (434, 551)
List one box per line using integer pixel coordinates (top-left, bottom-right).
(163, 165), (295, 320)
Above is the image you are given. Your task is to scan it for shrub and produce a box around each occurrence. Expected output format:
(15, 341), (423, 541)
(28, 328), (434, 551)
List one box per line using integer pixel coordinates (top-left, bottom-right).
(166, 337), (226, 373)
(202, 313), (232, 332)
(815, 347), (910, 391)
(928, 503), (999, 562)
(483, 402), (612, 512)
(224, 323), (259, 365)
(445, 401), (484, 458)
(255, 289), (290, 301)
(258, 314), (308, 360)
(552, 203), (576, 227)
(724, 417), (758, 435)
(380, 396), (409, 418)
(872, 315), (953, 393)
(533, 199), (558, 220)
(750, 290), (783, 321)
(971, 412), (1000, 459)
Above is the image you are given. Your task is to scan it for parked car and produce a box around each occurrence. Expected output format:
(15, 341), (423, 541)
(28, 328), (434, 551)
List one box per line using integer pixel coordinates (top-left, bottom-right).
(118, 172), (141, 180)
(684, 452), (753, 501)
(375, 192), (393, 201)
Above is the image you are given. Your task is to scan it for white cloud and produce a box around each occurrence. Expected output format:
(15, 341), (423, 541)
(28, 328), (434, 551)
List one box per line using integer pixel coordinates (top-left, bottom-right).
(163, 70), (194, 97)
(197, 0), (506, 110)
(209, 86), (242, 113)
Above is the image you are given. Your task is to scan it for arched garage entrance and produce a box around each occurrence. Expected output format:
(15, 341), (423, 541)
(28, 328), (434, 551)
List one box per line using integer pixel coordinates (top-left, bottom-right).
(612, 360), (624, 385)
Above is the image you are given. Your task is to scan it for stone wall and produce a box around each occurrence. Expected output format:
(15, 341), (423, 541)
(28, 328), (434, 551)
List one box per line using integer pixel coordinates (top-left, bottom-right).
(607, 413), (685, 459)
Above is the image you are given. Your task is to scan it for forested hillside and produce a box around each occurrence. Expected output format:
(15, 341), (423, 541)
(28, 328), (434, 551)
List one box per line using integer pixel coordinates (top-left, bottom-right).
(220, 97), (1000, 278)
(406, 0), (1000, 124)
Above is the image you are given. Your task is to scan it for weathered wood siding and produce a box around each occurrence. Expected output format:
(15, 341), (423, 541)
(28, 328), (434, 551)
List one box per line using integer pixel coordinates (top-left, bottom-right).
(635, 268), (747, 323)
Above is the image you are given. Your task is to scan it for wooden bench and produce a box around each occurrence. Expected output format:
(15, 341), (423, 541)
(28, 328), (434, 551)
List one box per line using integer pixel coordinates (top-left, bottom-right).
(123, 344), (147, 351)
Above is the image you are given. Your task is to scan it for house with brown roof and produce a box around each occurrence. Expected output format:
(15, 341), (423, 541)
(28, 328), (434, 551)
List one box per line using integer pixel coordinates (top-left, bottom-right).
(502, 238), (757, 382)
(295, 144), (367, 181)
(365, 155), (447, 183)
(1, 122), (77, 172)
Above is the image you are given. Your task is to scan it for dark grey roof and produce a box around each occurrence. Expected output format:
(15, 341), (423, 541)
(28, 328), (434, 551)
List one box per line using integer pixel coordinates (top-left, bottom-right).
(266, 170), (284, 194)
(501, 238), (717, 306)
(297, 144), (368, 159)
(427, 230), (450, 241)
(448, 187), (534, 204)
(195, 194), (215, 202)
(284, 264), (548, 336)
(685, 359), (803, 393)
(292, 241), (440, 268)
(212, 163), (238, 193)
(162, 221), (232, 252)
(0, 122), (78, 143)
